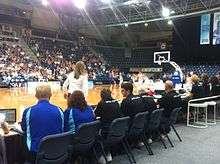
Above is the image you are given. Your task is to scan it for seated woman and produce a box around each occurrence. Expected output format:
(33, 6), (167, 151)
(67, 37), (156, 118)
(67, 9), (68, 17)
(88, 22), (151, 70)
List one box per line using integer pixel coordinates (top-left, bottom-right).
(210, 76), (220, 96)
(64, 90), (95, 133)
(95, 88), (121, 137)
(201, 73), (211, 97)
(190, 74), (205, 99)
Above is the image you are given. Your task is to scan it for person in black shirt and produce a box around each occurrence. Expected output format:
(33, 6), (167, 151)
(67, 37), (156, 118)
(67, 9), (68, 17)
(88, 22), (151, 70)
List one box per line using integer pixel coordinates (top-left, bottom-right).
(202, 73), (211, 97)
(95, 88), (121, 137)
(210, 76), (220, 96)
(190, 74), (205, 99)
(158, 80), (182, 133)
(158, 81), (182, 118)
(120, 82), (146, 118)
(95, 89), (122, 163)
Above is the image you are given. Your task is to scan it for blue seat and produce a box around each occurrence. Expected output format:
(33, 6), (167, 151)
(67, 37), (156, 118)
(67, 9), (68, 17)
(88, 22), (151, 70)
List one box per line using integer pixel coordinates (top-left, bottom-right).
(71, 120), (101, 163)
(35, 132), (73, 164)
(100, 117), (136, 164)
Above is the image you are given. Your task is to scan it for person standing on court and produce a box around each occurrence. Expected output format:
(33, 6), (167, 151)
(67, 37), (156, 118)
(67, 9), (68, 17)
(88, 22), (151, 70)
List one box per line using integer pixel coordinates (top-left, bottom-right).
(21, 84), (64, 162)
(63, 61), (88, 98)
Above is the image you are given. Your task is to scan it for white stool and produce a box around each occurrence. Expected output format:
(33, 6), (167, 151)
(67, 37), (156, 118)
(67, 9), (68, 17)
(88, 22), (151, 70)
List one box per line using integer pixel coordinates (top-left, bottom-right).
(187, 102), (208, 128)
(215, 100), (220, 121)
(206, 101), (216, 125)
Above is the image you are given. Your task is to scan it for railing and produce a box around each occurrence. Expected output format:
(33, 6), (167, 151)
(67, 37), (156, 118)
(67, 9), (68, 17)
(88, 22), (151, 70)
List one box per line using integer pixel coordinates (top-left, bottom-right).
(188, 95), (220, 104)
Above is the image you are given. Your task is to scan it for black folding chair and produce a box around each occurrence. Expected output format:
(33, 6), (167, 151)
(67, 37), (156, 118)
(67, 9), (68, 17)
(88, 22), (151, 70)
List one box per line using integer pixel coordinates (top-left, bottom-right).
(100, 117), (136, 164)
(169, 107), (183, 142)
(71, 120), (101, 163)
(127, 111), (153, 156)
(145, 108), (168, 151)
(35, 132), (73, 164)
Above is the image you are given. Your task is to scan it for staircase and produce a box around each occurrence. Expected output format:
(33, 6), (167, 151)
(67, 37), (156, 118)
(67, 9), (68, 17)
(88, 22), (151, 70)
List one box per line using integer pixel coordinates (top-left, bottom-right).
(18, 38), (38, 61)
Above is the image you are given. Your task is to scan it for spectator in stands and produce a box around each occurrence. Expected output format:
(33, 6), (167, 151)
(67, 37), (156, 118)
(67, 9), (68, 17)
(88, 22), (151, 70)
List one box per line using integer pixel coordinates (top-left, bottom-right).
(202, 73), (211, 97)
(158, 80), (182, 133)
(95, 89), (121, 137)
(64, 90), (95, 133)
(210, 76), (220, 96)
(21, 84), (64, 162)
(63, 61), (88, 97)
(120, 82), (146, 118)
(190, 74), (205, 99)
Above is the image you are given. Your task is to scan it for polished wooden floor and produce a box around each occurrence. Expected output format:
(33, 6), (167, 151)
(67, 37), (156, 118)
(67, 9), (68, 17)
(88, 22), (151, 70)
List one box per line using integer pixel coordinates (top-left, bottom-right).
(0, 85), (139, 121)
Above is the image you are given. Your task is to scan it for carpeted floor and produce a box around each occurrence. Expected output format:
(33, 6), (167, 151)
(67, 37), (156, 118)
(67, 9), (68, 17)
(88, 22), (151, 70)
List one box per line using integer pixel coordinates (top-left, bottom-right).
(111, 123), (220, 164)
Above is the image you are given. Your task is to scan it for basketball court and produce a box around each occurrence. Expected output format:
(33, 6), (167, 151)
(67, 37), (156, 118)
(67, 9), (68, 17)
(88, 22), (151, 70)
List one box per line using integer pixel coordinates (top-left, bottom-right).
(0, 85), (126, 121)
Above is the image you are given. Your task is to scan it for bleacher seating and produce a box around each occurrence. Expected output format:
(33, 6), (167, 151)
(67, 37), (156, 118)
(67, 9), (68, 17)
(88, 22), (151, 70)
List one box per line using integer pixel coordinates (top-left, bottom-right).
(182, 64), (220, 77)
(93, 46), (159, 69)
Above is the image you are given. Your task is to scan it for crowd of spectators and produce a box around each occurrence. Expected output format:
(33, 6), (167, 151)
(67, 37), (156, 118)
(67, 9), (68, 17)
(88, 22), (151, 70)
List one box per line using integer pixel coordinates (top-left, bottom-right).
(0, 36), (110, 87)
(28, 37), (109, 81)
(0, 42), (38, 87)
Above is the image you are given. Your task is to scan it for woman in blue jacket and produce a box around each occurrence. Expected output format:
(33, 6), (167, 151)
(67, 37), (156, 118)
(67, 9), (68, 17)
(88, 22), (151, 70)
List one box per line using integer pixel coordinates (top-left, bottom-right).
(64, 90), (95, 133)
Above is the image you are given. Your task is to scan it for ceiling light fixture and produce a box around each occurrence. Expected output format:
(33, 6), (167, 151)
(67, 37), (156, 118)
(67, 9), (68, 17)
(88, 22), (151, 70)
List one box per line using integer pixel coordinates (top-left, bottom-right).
(73, 0), (87, 9)
(162, 7), (170, 17)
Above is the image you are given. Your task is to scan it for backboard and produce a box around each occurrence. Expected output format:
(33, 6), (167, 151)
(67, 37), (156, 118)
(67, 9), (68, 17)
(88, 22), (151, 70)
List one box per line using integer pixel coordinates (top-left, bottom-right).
(154, 51), (170, 64)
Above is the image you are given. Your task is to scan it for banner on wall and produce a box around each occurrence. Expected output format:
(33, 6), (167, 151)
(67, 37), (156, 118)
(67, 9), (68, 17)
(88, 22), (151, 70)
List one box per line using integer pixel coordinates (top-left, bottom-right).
(200, 14), (211, 45)
(213, 12), (220, 45)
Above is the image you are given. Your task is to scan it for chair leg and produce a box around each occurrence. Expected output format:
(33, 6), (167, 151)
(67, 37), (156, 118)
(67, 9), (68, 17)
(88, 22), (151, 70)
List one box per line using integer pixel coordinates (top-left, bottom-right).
(171, 124), (182, 142)
(92, 147), (99, 163)
(122, 140), (135, 164)
(99, 142), (108, 163)
(82, 157), (87, 164)
(124, 139), (136, 163)
(157, 131), (167, 149)
(142, 135), (153, 155)
(165, 134), (174, 147)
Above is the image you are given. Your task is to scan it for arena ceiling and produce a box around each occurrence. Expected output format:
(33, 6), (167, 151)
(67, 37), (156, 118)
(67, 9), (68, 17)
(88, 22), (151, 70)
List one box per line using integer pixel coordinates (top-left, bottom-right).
(86, 0), (220, 27)
(3, 0), (220, 28)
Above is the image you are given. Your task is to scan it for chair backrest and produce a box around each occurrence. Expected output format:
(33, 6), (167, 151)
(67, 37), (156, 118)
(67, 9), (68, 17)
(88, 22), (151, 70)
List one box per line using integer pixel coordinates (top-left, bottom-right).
(106, 116), (130, 144)
(141, 95), (157, 112)
(36, 132), (73, 164)
(148, 108), (164, 130)
(124, 96), (146, 118)
(98, 100), (121, 123)
(129, 111), (149, 136)
(72, 120), (101, 153)
(170, 107), (182, 125)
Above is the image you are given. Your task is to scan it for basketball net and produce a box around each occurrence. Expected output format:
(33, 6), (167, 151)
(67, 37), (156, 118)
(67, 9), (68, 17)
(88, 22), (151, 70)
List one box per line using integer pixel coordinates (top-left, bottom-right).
(158, 61), (162, 65)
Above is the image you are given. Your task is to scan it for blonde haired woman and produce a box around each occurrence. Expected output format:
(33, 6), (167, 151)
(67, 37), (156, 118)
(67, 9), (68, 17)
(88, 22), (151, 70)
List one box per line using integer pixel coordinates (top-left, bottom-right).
(63, 61), (88, 98)
(190, 74), (205, 99)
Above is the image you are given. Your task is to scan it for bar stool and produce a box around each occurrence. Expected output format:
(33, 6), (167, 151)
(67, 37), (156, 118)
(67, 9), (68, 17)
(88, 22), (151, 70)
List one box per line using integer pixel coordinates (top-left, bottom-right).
(187, 102), (208, 128)
(206, 101), (216, 125)
(215, 100), (220, 121)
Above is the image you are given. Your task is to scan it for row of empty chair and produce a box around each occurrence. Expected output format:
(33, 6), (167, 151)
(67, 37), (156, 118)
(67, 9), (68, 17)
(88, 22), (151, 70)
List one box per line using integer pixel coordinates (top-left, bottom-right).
(92, 46), (159, 69)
